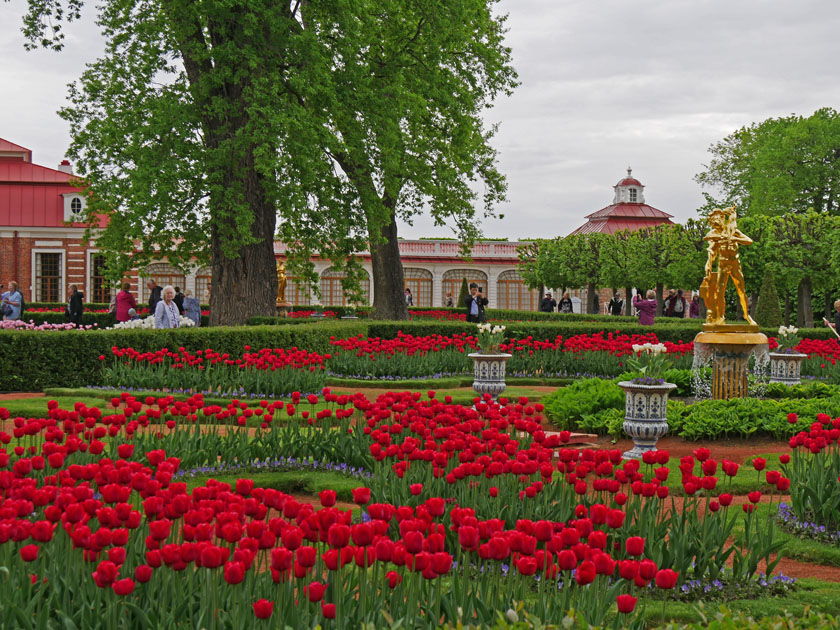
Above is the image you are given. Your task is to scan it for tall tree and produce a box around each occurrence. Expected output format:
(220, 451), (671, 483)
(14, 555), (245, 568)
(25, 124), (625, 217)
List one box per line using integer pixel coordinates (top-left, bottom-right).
(599, 231), (638, 315)
(696, 108), (840, 217)
(522, 234), (603, 314)
(20, 0), (516, 324)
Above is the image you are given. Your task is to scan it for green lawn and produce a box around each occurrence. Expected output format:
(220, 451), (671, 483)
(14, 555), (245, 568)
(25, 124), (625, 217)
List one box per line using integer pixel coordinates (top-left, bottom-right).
(0, 395), (110, 418)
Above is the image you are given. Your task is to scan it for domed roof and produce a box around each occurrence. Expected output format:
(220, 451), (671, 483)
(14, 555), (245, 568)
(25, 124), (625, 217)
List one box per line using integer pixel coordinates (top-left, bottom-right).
(614, 167), (643, 189)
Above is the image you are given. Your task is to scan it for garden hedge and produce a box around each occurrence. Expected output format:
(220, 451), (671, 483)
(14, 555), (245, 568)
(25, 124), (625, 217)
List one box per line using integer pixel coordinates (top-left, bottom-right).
(21, 311), (210, 327)
(0, 321), (367, 392)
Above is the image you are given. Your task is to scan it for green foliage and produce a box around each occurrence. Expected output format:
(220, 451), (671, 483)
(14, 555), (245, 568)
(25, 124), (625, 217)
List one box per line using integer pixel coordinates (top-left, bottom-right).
(458, 277), (471, 310)
(578, 407), (625, 437)
(755, 266), (783, 328)
(541, 379), (624, 430)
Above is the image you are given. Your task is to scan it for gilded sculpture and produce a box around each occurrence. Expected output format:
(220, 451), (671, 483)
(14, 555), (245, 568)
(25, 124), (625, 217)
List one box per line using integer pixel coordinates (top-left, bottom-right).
(276, 260), (288, 306)
(699, 205), (757, 328)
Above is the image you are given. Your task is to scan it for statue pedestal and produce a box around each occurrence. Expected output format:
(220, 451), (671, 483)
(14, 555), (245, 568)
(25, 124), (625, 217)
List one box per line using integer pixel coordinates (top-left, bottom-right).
(276, 301), (292, 317)
(694, 327), (768, 400)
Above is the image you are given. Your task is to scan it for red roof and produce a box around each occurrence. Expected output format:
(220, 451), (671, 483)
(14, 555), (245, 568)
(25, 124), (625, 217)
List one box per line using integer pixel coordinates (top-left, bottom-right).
(570, 203), (674, 235)
(0, 160), (76, 184)
(0, 138), (32, 161)
(615, 177), (642, 187)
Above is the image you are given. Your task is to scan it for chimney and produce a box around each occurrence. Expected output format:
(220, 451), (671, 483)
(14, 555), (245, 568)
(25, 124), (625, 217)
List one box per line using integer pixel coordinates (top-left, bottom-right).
(58, 159), (73, 174)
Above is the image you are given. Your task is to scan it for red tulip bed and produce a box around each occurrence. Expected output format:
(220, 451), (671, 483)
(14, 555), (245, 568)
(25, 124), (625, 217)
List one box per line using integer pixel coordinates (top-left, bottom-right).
(0, 387), (822, 629)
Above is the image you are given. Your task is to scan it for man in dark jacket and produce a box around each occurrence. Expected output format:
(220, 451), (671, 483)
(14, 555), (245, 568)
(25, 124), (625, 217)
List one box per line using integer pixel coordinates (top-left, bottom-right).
(608, 292), (624, 316)
(174, 286), (186, 314)
(66, 285), (84, 325)
(464, 283), (488, 323)
(539, 293), (556, 313)
(146, 279), (163, 313)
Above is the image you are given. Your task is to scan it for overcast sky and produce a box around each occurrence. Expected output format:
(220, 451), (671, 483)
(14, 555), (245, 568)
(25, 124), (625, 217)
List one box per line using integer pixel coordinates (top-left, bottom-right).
(3, 0), (840, 239)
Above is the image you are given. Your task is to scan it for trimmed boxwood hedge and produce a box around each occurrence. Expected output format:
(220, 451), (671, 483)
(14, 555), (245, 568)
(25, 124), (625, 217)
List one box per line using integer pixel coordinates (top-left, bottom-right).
(21, 312), (210, 328)
(0, 321), (368, 392)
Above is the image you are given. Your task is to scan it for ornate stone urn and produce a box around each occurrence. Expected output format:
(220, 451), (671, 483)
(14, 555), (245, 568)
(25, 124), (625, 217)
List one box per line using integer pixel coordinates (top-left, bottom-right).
(768, 352), (807, 385)
(468, 353), (512, 400)
(618, 380), (677, 460)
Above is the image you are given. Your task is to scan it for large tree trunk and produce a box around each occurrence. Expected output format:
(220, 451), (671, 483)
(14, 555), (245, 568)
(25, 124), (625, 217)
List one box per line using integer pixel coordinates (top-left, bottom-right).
(783, 291), (791, 326)
(797, 277), (813, 328)
(655, 283), (664, 316)
(369, 213), (408, 320)
(625, 286), (633, 316)
(208, 169), (278, 326)
(586, 283), (597, 314)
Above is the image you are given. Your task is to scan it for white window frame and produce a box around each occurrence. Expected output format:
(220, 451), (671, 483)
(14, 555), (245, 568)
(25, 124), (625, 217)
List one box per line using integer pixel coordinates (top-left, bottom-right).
(31, 248), (66, 302)
(629, 188), (637, 202)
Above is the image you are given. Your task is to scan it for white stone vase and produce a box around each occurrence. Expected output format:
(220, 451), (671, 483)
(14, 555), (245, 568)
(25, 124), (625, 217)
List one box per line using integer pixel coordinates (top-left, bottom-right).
(768, 352), (807, 385)
(468, 353), (512, 400)
(618, 380), (677, 460)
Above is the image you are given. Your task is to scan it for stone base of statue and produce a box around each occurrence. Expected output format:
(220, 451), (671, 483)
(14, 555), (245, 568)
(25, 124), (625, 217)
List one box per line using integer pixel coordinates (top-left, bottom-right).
(276, 301), (292, 317)
(694, 324), (768, 400)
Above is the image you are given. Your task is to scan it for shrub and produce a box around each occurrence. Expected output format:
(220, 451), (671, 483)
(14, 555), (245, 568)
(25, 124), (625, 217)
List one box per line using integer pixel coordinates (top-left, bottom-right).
(755, 266), (783, 328)
(457, 277), (470, 309)
(541, 378), (624, 429)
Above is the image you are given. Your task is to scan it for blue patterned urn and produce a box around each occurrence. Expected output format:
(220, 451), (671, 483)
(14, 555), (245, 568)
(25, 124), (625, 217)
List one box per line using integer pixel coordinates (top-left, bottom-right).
(468, 353), (512, 400)
(768, 352), (807, 386)
(618, 380), (677, 460)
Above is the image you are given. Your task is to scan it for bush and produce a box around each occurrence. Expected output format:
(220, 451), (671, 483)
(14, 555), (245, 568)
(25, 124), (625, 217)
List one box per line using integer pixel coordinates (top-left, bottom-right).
(541, 378), (625, 429)
(755, 266), (783, 328)
(0, 321), (368, 392)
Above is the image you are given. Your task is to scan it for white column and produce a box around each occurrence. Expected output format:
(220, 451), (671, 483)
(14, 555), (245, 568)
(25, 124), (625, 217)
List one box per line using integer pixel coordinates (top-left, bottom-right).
(432, 265), (443, 307)
(486, 266), (499, 309)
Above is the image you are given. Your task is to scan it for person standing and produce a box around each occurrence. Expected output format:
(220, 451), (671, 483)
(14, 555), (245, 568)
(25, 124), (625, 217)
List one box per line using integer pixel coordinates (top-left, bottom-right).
(663, 289), (676, 316)
(154, 285), (181, 329)
(404, 288), (414, 307)
(634, 290), (658, 326)
(444, 292), (454, 307)
(671, 289), (687, 319)
(174, 286), (186, 314)
(689, 294), (700, 319)
(464, 283), (488, 323)
(608, 291), (624, 316)
(115, 282), (137, 323)
(147, 279), (163, 313)
(65, 285), (84, 325)
(558, 292), (573, 314)
(183, 289), (201, 326)
(539, 293), (556, 313)
(1, 281), (22, 321)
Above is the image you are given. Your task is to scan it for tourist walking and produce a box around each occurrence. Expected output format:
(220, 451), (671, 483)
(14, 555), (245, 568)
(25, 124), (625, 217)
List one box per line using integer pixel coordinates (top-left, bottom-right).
(634, 289), (658, 326)
(183, 289), (201, 326)
(671, 289), (687, 319)
(689, 294), (700, 319)
(539, 293), (556, 313)
(115, 282), (137, 323)
(147, 279), (163, 313)
(404, 288), (414, 307)
(558, 292), (573, 314)
(1, 281), (22, 321)
(174, 286), (186, 314)
(65, 285), (84, 325)
(154, 285), (181, 329)
(664, 289), (676, 316)
(608, 291), (624, 316)
(464, 283), (488, 323)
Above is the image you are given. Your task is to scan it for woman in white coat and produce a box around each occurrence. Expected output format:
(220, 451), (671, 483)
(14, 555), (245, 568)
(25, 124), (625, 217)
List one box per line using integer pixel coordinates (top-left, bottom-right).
(154, 285), (181, 329)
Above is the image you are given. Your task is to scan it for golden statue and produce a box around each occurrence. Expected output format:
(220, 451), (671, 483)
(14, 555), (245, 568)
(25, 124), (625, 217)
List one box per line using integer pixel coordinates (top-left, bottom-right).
(276, 260), (289, 306)
(700, 205), (756, 327)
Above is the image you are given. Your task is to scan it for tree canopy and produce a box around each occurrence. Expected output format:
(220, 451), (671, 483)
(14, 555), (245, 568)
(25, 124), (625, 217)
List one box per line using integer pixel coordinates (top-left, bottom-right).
(20, 0), (517, 324)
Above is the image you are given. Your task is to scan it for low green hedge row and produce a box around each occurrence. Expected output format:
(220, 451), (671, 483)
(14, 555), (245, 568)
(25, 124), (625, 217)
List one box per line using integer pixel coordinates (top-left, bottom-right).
(0, 321), (368, 392)
(22, 312), (210, 328)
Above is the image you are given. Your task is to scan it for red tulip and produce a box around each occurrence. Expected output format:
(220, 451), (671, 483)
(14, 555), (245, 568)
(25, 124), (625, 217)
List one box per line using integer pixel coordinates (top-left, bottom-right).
(655, 568), (678, 589)
(319, 490), (336, 507)
(223, 561), (246, 585)
(135, 565), (153, 583)
(352, 487), (371, 504)
(20, 544), (38, 562)
(616, 594), (637, 613)
(253, 599), (274, 619)
(574, 560), (596, 585)
(624, 536), (645, 556)
(306, 581), (325, 602)
(321, 602), (336, 619)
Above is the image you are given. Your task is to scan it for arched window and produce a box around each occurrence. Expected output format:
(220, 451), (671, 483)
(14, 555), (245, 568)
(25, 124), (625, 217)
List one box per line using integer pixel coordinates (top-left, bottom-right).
(194, 267), (211, 304)
(287, 276), (311, 305)
(320, 267), (370, 306)
(441, 269), (488, 307)
(496, 269), (539, 311)
(403, 267), (433, 307)
(141, 263), (186, 302)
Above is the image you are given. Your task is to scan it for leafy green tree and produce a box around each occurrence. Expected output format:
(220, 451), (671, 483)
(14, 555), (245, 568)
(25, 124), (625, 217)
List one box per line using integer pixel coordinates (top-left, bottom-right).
(696, 108), (840, 217)
(599, 231), (638, 315)
(526, 234), (603, 314)
(20, 0), (516, 324)
(755, 266), (782, 328)
(457, 277), (470, 310)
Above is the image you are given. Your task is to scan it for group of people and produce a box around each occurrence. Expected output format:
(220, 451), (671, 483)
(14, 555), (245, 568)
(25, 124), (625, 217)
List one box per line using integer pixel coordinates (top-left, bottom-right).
(539, 292), (574, 314)
(632, 289), (700, 325)
(141, 280), (201, 328)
